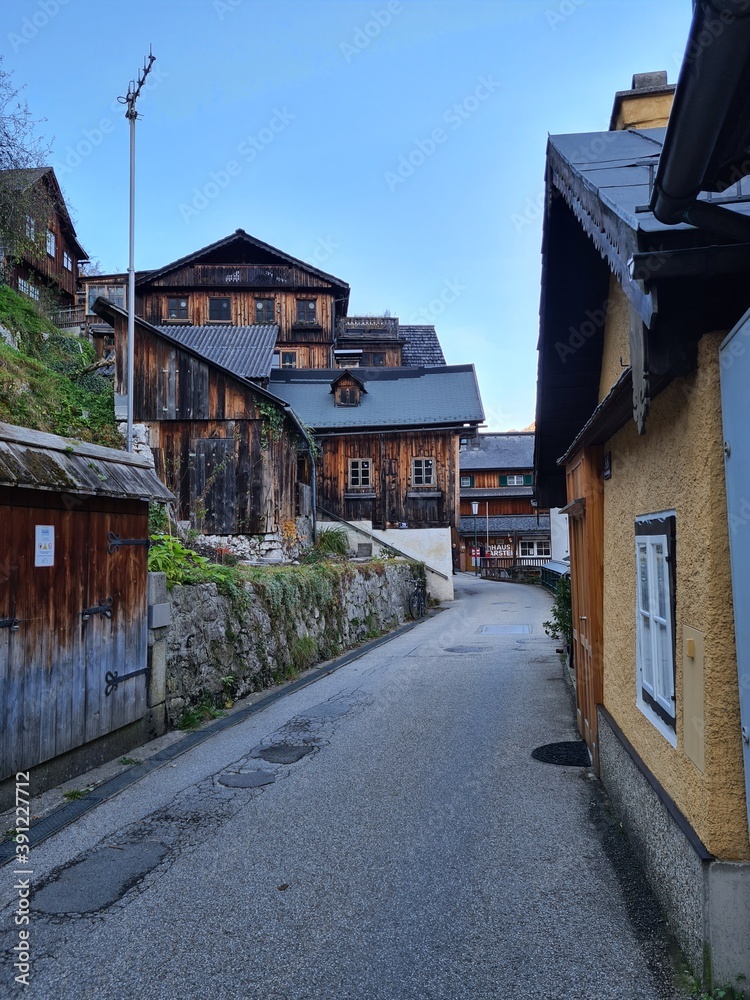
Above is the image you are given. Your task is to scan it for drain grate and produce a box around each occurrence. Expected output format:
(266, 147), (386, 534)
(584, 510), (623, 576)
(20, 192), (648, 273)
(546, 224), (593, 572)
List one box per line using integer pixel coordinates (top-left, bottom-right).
(531, 741), (590, 766)
(256, 744), (315, 764)
(477, 624), (531, 635)
(218, 770), (276, 788)
(444, 645), (490, 653)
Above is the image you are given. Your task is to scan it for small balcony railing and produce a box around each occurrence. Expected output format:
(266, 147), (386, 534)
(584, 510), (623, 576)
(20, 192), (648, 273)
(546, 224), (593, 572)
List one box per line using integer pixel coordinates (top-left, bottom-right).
(51, 306), (86, 329)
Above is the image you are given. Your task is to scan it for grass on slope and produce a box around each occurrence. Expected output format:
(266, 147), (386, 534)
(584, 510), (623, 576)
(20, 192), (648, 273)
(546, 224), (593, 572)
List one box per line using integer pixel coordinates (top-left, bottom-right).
(0, 285), (122, 447)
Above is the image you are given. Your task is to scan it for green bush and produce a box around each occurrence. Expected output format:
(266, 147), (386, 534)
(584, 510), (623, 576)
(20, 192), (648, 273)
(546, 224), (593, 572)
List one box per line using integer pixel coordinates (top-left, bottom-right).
(543, 575), (572, 648)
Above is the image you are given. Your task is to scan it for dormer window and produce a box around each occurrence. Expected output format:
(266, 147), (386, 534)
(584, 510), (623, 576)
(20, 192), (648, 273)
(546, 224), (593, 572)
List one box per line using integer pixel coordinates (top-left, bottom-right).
(337, 386), (360, 406)
(330, 371), (366, 407)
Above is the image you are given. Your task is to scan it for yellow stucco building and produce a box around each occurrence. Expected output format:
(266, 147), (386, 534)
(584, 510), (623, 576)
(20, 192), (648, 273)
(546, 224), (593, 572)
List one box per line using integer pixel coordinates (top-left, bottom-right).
(535, 67), (750, 992)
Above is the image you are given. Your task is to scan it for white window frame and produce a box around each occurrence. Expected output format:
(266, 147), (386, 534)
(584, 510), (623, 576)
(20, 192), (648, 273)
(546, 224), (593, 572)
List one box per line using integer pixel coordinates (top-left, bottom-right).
(460, 475), (473, 488)
(46, 229), (56, 257)
(635, 511), (677, 746)
(348, 458), (371, 489)
(506, 474), (524, 486)
(25, 215), (35, 239)
(63, 250), (73, 271)
(412, 457), (435, 486)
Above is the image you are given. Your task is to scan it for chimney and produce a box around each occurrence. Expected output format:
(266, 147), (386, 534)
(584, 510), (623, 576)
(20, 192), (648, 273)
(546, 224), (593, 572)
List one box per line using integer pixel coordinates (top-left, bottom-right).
(609, 71), (675, 131)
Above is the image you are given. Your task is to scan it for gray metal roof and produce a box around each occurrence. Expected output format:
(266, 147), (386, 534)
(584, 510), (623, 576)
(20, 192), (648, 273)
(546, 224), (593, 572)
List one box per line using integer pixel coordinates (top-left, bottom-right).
(155, 324), (278, 379)
(399, 325), (447, 367)
(269, 365), (484, 431)
(460, 433), (534, 471)
(548, 127), (750, 238)
(459, 487), (534, 499)
(0, 423), (173, 501)
(458, 514), (550, 535)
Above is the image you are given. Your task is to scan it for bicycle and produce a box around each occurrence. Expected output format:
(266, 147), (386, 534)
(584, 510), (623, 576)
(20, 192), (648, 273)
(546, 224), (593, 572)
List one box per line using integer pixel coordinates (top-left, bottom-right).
(408, 578), (427, 620)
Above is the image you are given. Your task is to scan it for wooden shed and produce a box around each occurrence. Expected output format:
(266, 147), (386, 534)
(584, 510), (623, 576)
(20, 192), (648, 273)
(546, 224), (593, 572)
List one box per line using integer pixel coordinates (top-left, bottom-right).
(0, 423), (172, 782)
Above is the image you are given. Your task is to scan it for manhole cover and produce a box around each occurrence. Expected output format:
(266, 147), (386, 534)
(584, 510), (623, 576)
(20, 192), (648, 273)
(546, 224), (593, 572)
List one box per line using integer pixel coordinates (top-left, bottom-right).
(257, 744), (315, 764)
(444, 645), (489, 653)
(477, 624), (532, 634)
(531, 741), (590, 766)
(218, 770), (276, 788)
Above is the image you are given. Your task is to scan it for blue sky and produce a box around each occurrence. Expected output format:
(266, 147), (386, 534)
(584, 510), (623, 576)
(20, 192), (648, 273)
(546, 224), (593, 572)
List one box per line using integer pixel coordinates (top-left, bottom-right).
(4, 0), (693, 430)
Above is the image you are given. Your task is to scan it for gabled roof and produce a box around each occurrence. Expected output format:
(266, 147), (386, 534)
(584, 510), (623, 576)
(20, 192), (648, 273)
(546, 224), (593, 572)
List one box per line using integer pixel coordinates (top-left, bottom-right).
(155, 324), (277, 380)
(460, 433), (534, 471)
(0, 422), (172, 502)
(399, 325), (446, 367)
(91, 298), (312, 448)
(329, 369), (367, 392)
(269, 365), (484, 432)
(136, 228), (350, 304)
(0, 166), (87, 259)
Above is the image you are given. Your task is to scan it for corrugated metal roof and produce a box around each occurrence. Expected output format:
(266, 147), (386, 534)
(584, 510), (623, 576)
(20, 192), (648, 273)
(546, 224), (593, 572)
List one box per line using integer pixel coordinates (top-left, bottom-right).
(269, 365), (484, 430)
(155, 324), (278, 379)
(460, 433), (534, 471)
(399, 325), (447, 367)
(458, 514), (550, 535)
(459, 487), (534, 499)
(0, 423), (173, 501)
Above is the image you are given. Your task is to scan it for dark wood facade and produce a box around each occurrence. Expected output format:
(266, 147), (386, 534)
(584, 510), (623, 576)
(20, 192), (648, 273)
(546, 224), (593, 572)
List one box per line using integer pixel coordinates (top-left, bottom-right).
(317, 428), (459, 530)
(1, 168), (87, 309)
(0, 423), (171, 781)
(104, 304), (307, 535)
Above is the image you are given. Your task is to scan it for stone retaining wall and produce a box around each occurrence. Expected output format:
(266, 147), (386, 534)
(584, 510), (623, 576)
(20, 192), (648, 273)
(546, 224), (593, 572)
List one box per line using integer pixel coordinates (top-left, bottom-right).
(163, 561), (420, 725)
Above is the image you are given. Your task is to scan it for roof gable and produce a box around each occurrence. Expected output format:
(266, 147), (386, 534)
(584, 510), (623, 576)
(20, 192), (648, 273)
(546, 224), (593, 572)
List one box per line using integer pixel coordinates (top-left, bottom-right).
(137, 228), (350, 296)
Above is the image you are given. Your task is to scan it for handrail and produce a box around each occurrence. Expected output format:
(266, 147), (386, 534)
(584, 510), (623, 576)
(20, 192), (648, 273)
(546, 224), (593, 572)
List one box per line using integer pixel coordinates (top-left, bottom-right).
(316, 505), (450, 581)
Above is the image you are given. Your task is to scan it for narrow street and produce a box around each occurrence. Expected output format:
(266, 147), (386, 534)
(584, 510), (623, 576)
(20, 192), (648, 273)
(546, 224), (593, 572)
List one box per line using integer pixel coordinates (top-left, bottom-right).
(1, 577), (687, 1000)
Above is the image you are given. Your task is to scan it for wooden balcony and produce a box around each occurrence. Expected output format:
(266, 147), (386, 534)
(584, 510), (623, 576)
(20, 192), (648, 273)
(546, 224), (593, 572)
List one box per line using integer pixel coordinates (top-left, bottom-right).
(476, 555), (549, 580)
(51, 305), (86, 330)
(154, 264), (330, 289)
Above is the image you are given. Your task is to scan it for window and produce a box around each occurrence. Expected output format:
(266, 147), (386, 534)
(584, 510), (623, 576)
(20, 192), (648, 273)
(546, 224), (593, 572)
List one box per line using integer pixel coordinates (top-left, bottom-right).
(460, 475), (475, 488)
(635, 512), (677, 741)
(337, 386), (359, 406)
(360, 352), (386, 367)
(296, 299), (317, 324)
(63, 251), (73, 271)
(87, 284), (126, 312)
(412, 458), (435, 486)
(281, 351), (297, 369)
(500, 473), (533, 487)
(520, 540), (550, 557)
(25, 215), (35, 239)
(168, 297), (189, 320)
(46, 230), (56, 257)
(349, 459), (371, 488)
(18, 278), (38, 301)
(255, 298), (275, 323)
(209, 297), (231, 322)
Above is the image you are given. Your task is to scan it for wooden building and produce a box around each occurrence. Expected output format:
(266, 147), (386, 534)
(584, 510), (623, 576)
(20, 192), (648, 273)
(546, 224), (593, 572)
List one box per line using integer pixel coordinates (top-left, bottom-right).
(93, 297), (313, 537)
(0, 167), (87, 312)
(457, 432), (550, 574)
(0, 421), (172, 798)
(534, 59), (750, 988)
(269, 365), (484, 530)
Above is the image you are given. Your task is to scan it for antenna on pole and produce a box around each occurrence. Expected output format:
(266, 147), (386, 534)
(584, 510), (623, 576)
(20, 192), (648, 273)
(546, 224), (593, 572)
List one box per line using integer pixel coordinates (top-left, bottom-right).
(117, 45), (156, 453)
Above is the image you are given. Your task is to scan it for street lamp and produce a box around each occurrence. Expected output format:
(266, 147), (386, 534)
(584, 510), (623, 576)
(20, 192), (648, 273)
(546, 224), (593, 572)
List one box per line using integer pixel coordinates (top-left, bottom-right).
(471, 501), (479, 576)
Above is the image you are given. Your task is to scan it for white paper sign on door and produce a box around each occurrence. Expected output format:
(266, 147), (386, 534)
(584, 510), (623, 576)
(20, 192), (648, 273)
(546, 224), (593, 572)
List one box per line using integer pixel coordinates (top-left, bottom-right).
(35, 525), (55, 567)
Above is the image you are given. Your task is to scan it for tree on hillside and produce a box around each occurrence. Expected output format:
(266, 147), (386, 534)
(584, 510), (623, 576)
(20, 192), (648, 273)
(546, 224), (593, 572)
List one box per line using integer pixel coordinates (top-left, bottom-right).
(0, 56), (55, 270)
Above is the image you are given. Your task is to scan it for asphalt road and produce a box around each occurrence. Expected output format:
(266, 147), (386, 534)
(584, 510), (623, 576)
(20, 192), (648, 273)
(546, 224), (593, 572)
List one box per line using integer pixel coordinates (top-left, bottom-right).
(0, 576), (689, 1000)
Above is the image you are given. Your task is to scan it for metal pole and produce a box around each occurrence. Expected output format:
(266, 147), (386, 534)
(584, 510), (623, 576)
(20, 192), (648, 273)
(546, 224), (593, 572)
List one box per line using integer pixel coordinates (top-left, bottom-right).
(118, 47), (155, 454)
(474, 514), (478, 577)
(126, 110), (135, 452)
